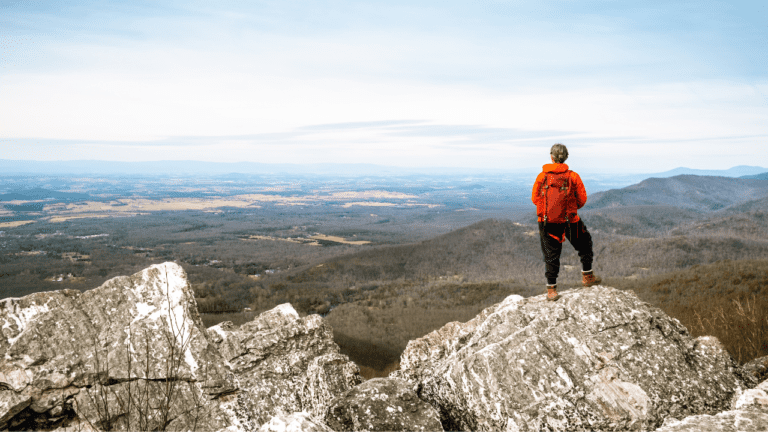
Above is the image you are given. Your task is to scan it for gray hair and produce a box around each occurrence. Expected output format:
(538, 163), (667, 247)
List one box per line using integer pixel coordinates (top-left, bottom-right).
(550, 143), (568, 163)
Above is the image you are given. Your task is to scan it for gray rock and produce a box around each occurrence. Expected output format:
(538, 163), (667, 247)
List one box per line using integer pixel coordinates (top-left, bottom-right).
(739, 355), (768, 389)
(207, 303), (362, 430)
(258, 411), (334, 432)
(0, 262), (234, 431)
(653, 379), (768, 431)
(325, 377), (443, 432)
(395, 286), (745, 431)
(0, 262), (360, 431)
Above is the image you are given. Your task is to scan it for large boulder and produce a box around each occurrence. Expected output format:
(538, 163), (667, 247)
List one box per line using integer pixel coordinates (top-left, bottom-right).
(0, 262), (361, 431)
(207, 304), (362, 430)
(394, 286), (745, 431)
(324, 377), (443, 432)
(0, 262), (234, 431)
(653, 379), (768, 431)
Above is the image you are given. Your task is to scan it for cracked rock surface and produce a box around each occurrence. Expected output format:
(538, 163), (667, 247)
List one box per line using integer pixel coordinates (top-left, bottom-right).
(207, 304), (362, 430)
(653, 378), (768, 431)
(324, 377), (443, 432)
(0, 262), (235, 431)
(394, 286), (745, 431)
(0, 263), (360, 431)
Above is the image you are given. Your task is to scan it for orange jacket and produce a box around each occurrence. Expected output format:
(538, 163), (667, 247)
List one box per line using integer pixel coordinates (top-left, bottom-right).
(531, 163), (587, 223)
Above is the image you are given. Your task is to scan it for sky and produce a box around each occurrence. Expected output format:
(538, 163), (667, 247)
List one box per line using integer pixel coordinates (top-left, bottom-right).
(1, 0), (767, 172)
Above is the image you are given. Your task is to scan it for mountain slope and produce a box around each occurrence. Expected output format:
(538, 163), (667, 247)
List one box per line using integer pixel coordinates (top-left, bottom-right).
(741, 172), (768, 180)
(288, 219), (541, 283)
(584, 175), (768, 212)
(653, 165), (768, 177)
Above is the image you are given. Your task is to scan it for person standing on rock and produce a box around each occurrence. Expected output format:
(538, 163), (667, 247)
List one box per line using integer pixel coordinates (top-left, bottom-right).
(532, 143), (601, 301)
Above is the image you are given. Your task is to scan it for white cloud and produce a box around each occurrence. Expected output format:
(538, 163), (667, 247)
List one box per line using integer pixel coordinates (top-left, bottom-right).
(1, 1), (767, 171)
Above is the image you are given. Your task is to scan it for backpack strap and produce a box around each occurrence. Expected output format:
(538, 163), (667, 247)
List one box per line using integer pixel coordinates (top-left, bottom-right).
(543, 174), (549, 226)
(564, 170), (571, 223)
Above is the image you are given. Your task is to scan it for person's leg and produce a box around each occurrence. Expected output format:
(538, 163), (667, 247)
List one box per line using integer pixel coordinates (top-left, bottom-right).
(566, 220), (593, 270)
(566, 220), (601, 286)
(539, 222), (565, 285)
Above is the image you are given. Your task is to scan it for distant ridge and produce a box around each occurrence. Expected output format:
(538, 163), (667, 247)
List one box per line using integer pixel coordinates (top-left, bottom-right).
(1, 159), (765, 178)
(740, 172), (768, 180)
(651, 165), (768, 178)
(0, 160), (505, 177)
(584, 174), (768, 211)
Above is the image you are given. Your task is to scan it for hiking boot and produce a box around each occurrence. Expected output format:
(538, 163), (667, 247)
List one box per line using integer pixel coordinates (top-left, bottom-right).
(546, 285), (561, 301)
(582, 270), (602, 287)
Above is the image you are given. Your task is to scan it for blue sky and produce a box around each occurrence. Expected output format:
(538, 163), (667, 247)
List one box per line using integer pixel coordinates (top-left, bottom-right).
(1, 0), (766, 172)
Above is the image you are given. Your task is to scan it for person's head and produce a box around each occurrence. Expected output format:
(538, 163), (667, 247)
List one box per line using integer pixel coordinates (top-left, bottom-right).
(550, 143), (568, 164)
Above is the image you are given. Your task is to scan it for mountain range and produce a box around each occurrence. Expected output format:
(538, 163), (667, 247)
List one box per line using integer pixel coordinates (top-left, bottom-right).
(1, 159), (766, 180)
(584, 174), (768, 211)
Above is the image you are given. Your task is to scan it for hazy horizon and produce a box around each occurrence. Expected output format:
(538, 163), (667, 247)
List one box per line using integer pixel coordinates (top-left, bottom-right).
(1, 158), (766, 178)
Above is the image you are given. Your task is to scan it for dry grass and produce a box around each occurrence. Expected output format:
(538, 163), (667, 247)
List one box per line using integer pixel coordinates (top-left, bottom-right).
(358, 361), (401, 380)
(341, 202), (399, 208)
(310, 234), (371, 245)
(48, 214), (116, 223)
(241, 235), (321, 246)
(327, 191), (416, 200)
(620, 259), (768, 364)
(14, 250), (46, 256)
(687, 294), (767, 363)
(0, 220), (35, 228)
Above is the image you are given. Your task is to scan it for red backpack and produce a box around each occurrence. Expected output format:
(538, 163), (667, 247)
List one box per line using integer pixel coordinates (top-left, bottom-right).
(540, 170), (574, 225)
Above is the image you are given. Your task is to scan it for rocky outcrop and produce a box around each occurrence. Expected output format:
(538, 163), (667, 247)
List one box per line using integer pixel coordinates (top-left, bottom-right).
(324, 377), (443, 432)
(0, 262), (234, 431)
(0, 263), (360, 431)
(394, 286), (745, 431)
(0, 262), (758, 431)
(653, 379), (768, 431)
(207, 304), (362, 430)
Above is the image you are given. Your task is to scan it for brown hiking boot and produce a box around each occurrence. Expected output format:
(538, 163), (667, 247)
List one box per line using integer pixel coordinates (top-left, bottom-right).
(582, 271), (602, 287)
(546, 285), (561, 301)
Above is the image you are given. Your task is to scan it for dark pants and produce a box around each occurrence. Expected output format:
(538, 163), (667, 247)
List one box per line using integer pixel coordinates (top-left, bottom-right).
(539, 220), (594, 285)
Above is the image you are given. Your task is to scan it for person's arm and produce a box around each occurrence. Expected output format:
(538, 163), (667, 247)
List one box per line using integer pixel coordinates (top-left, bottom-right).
(532, 173), (545, 206)
(572, 172), (587, 209)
